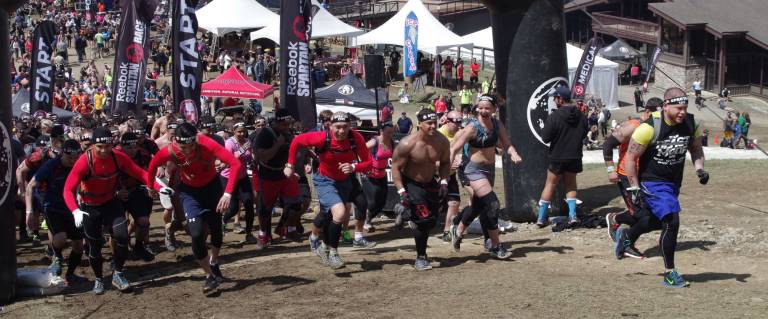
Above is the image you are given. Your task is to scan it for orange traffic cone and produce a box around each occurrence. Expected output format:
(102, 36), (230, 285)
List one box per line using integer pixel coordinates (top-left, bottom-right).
(713, 134), (719, 145)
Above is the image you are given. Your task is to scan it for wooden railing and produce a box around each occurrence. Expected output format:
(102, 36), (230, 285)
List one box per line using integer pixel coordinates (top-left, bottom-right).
(591, 12), (659, 44)
(328, 0), (483, 20)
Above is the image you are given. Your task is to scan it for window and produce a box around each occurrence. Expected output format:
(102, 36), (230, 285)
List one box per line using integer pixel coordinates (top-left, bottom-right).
(661, 20), (684, 55)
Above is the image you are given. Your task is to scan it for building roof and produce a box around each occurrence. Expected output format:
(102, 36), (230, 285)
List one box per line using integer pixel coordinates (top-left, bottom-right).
(565, 0), (610, 12)
(649, 0), (768, 49)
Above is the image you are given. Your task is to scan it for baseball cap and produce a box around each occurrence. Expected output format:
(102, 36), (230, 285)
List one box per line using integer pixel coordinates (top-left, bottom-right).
(550, 85), (572, 99)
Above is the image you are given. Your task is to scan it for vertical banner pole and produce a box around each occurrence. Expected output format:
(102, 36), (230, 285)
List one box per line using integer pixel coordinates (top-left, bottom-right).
(280, 0), (318, 130)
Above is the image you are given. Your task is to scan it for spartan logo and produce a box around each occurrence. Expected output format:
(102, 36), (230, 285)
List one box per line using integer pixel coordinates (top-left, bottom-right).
(0, 122), (13, 207)
(337, 84), (354, 96)
(527, 77), (568, 146)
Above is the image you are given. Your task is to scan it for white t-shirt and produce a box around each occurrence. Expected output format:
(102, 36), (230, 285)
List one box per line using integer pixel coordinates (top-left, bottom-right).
(693, 81), (701, 91)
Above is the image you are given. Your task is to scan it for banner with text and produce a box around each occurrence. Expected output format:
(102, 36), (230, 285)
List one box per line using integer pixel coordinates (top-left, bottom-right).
(643, 46), (663, 92)
(403, 11), (418, 78)
(279, 0), (318, 129)
(29, 21), (57, 113)
(571, 36), (602, 100)
(172, 0), (202, 123)
(110, 0), (154, 116)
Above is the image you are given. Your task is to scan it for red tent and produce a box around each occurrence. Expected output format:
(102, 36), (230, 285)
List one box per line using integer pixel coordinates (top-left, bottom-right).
(201, 67), (274, 99)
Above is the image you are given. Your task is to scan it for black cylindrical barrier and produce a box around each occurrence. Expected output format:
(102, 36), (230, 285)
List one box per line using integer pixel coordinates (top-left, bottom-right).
(0, 0), (25, 305)
(483, 0), (568, 221)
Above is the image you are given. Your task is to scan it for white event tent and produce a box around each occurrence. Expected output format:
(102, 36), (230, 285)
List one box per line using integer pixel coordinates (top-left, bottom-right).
(250, 0), (364, 43)
(457, 27), (619, 108)
(354, 0), (471, 55)
(197, 0), (280, 36)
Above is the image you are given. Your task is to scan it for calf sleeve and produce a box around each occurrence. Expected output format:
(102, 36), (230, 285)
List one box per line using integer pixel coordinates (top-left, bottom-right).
(660, 214), (680, 269)
(478, 192), (500, 230)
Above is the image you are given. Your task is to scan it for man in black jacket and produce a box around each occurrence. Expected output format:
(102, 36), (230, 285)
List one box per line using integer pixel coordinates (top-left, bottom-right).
(536, 85), (588, 227)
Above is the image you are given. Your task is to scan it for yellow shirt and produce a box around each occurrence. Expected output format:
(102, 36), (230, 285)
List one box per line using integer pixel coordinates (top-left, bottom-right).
(93, 93), (104, 110)
(438, 125), (455, 143)
(631, 111), (702, 146)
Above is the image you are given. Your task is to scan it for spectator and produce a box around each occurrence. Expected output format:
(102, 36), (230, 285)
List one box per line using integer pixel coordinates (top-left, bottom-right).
(469, 58), (480, 89)
(458, 84), (473, 114)
(456, 58), (464, 88)
(396, 111), (413, 134)
(633, 87), (643, 112)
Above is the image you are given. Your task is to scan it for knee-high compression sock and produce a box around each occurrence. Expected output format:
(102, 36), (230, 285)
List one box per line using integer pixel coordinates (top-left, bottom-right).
(566, 198), (578, 220)
(244, 199), (255, 234)
(67, 250), (83, 276)
(537, 200), (550, 223)
(626, 213), (663, 243)
(660, 214), (680, 269)
(413, 227), (429, 257)
(327, 220), (343, 249)
(453, 206), (472, 226)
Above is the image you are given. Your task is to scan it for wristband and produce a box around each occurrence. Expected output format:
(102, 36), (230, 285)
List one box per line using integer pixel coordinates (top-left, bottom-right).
(351, 163), (357, 172)
(222, 192), (232, 198)
(626, 186), (640, 192)
(284, 163), (293, 169)
(25, 210), (33, 214)
(606, 166), (615, 173)
(397, 188), (406, 195)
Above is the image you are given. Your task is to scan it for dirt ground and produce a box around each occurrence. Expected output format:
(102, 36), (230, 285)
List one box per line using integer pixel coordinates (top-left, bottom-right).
(3, 159), (768, 318)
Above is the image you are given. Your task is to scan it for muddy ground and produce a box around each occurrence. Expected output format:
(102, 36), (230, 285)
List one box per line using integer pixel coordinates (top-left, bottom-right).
(3, 159), (768, 318)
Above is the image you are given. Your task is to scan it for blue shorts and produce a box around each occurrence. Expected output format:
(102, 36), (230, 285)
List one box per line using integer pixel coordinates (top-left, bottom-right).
(641, 181), (680, 220)
(312, 173), (352, 214)
(178, 178), (224, 219)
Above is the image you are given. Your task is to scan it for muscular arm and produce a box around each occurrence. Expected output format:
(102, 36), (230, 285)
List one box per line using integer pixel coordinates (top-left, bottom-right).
(15, 161), (30, 195)
(287, 131), (324, 167)
(689, 125), (705, 171)
(150, 119), (164, 140)
(24, 178), (37, 213)
(63, 157), (89, 212)
(391, 136), (414, 191)
(624, 139), (646, 187)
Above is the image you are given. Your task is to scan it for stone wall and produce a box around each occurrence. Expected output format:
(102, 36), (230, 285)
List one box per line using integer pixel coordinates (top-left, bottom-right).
(653, 59), (706, 92)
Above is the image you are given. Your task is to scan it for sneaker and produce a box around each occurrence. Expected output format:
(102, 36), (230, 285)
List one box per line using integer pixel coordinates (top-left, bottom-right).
(663, 270), (690, 288)
(341, 231), (353, 245)
(439, 231), (450, 243)
(535, 220), (549, 228)
(414, 256), (432, 271)
(327, 249), (345, 269)
(484, 238), (492, 252)
(568, 217), (580, 225)
(353, 237), (377, 248)
(316, 243), (330, 264)
(605, 213), (618, 242)
(363, 223), (375, 232)
(210, 263), (226, 281)
(111, 271), (131, 292)
(92, 278), (105, 295)
(233, 223), (245, 234)
(309, 236), (321, 254)
(449, 224), (462, 252)
(614, 228), (630, 260)
(489, 245), (512, 259)
(241, 233), (257, 245)
(203, 275), (220, 293)
(255, 234), (270, 250)
(134, 244), (155, 262)
(164, 231), (177, 252)
(49, 257), (62, 276)
(623, 245), (645, 259)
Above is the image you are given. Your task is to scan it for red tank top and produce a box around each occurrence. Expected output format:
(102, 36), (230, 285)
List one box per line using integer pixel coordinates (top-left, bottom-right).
(369, 139), (393, 179)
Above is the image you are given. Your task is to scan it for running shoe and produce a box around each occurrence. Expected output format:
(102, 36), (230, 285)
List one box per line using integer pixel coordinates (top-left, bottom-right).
(164, 231), (177, 252)
(414, 256), (432, 271)
(614, 228), (630, 260)
(568, 216), (580, 225)
(535, 219), (549, 228)
(92, 278), (105, 295)
(134, 244), (155, 262)
(112, 271), (131, 292)
(352, 237), (377, 248)
(623, 245), (645, 259)
(309, 236), (321, 254)
(663, 270), (690, 288)
(233, 222), (245, 234)
(605, 213), (618, 242)
(49, 257), (62, 276)
(449, 224), (462, 252)
(210, 263), (226, 281)
(341, 230), (353, 245)
(327, 249), (345, 269)
(255, 234), (270, 250)
(363, 223), (375, 232)
(316, 243), (330, 264)
(489, 245), (512, 259)
(241, 233), (257, 245)
(484, 238), (492, 252)
(31, 233), (41, 247)
(439, 231), (451, 243)
(203, 275), (220, 293)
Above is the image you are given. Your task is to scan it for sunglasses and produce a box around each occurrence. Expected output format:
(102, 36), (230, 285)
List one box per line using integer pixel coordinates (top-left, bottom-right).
(447, 118), (462, 124)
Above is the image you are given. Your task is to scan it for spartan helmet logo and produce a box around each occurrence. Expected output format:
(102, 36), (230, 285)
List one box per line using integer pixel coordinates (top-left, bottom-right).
(0, 122), (12, 207)
(526, 77), (568, 146)
(337, 84), (354, 96)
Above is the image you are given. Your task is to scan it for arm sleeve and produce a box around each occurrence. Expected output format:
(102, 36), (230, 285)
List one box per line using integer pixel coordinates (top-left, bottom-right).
(115, 150), (149, 186)
(63, 156), (89, 212)
(351, 131), (373, 174)
(287, 131), (324, 167)
(203, 135), (242, 194)
(146, 147), (170, 190)
(630, 123), (654, 146)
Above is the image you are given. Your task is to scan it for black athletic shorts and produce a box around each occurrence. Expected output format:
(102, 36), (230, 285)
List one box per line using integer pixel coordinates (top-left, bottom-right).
(403, 175), (440, 225)
(548, 159), (583, 174)
(457, 165), (470, 187)
(44, 207), (83, 240)
(124, 188), (153, 219)
(446, 173), (460, 202)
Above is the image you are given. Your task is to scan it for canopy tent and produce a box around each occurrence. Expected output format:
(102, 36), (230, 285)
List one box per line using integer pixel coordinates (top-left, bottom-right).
(460, 27), (493, 50)
(197, 0), (279, 36)
(315, 73), (387, 120)
(250, 0), (364, 43)
(599, 39), (643, 60)
(202, 67), (275, 99)
(12, 89), (76, 121)
(353, 0), (471, 55)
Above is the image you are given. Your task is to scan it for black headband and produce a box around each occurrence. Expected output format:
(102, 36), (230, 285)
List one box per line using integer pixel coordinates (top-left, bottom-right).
(417, 111), (438, 122)
(233, 122), (247, 129)
(201, 122), (216, 128)
(478, 95), (496, 106)
(331, 113), (350, 123)
(664, 96), (689, 105)
(276, 114), (294, 122)
(175, 135), (196, 144)
(121, 138), (138, 145)
(92, 136), (113, 144)
(167, 123), (179, 130)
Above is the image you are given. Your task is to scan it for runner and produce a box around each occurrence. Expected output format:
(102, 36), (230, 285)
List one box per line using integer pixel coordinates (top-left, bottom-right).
(63, 127), (149, 294)
(284, 112), (373, 269)
(221, 121), (256, 244)
(151, 109), (175, 140)
(448, 95), (522, 258)
(601, 97), (662, 259)
(436, 111), (463, 242)
(362, 122), (396, 233)
(25, 139), (84, 283)
(391, 109), (451, 270)
(115, 132), (156, 262)
(16, 137), (63, 245)
(622, 88), (709, 288)
(147, 123), (243, 293)
(153, 120), (182, 251)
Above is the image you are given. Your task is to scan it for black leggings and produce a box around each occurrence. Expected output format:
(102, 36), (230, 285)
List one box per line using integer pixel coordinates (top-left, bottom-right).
(362, 176), (388, 219)
(222, 176), (255, 234)
(626, 212), (679, 269)
(188, 211), (224, 260)
(460, 192), (500, 232)
(350, 176), (368, 221)
(81, 199), (129, 278)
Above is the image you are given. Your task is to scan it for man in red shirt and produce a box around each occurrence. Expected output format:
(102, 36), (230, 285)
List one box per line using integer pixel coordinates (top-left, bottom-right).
(284, 112), (373, 269)
(147, 123), (242, 293)
(115, 132), (156, 262)
(470, 58), (480, 89)
(63, 128), (149, 294)
(456, 60), (464, 88)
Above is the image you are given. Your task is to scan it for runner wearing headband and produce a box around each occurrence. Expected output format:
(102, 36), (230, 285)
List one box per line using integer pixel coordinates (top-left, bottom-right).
(221, 121), (257, 245)
(285, 111), (373, 269)
(436, 111), (463, 242)
(391, 109), (451, 270)
(115, 132), (156, 262)
(63, 127), (149, 294)
(147, 123), (243, 293)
